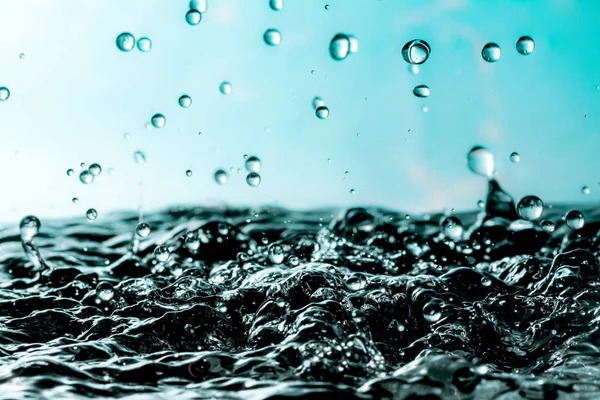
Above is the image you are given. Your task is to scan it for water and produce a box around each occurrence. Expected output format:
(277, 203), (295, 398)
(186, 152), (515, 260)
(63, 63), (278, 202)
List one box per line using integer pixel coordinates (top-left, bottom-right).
(316, 105), (330, 119)
(178, 95), (192, 108)
(88, 163), (102, 176)
(565, 209), (585, 230)
(0, 87), (10, 101)
(116, 33), (135, 52)
(413, 85), (430, 98)
(246, 172), (261, 187)
(214, 169), (229, 184)
(151, 114), (166, 128)
(482, 43), (501, 62)
(134, 151), (148, 166)
(510, 151), (520, 163)
(401, 39), (431, 64)
(185, 9), (202, 25)
(245, 156), (261, 172)
(137, 37), (152, 52)
(517, 195), (544, 221)
(86, 208), (98, 220)
(190, 0), (208, 13)
(467, 146), (495, 179)
(516, 36), (535, 55)
(79, 170), (94, 185)
(263, 29), (282, 46)
(220, 81), (232, 95)
(269, 0), (283, 11)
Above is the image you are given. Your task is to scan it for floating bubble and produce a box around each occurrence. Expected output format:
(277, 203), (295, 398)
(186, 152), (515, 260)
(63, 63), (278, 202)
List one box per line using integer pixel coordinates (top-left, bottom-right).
(510, 152), (520, 163)
(316, 106), (329, 119)
(137, 37), (152, 52)
(423, 299), (443, 323)
(517, 195), (544, 221)
(482, 43), (501, 62)
(516, 36), (534, 55)
(154, 245), (170, 262)
(67, 169), (75, 176)
(268, 244), (284, 264)
(134, 151), (147, 165)
(440, 216), (463, 241)
(329, 34), (351, 61)
(581, 186), (590, 195)
(467, 146), (495, 179)
(190, 0), (207, 12)
(269, 0), (283, 11)
(263, 29), (282, 46)
(86, 208), (98, 221)
(186, 169), (193, 177)
(413, 85), (430, 98)
(20, 215), (41, 243)
(401, 39), (431, 65)
(565, 210), (584, 230)
(214, 169), (228, 185)
(345, 273), (367, 291)
(541, 220), (555, 233)
(186, 9), (202, 25)
(178, 95), (192, 108)
(220, 81), (232, 95)
(246, 172), (261, 187)
(116, 33), (135, 52)
(151, 114), (166, 128)
(0, 87), (10, 101)
(245, 156), (261, 172)
(136, 222), (151, 238)
(88, 163), (102, 176)
(96, 282), (114, 302)
(79, 170), (94, 185)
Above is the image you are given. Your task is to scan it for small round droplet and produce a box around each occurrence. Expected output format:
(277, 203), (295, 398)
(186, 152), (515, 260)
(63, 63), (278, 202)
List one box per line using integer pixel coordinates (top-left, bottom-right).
(345, 273), (367, 291)
(245, 156), (261, 172)
(517, 195), (544, 221)
(123, 132), (131, 140)
(316, 106), (329, 119)
(312, 96), (326, 110)
(72, 197), (79, 204)
(136, 222), (151, 238)
(541, 220), (555, 233)
(154, 245), (170, 262)
(329, 33), (351, 61)
(269, 0), (283, 11)
(263, 29), (282, 46)
(19, 53), (24, 59)
(190, 0), (208, 12)
(88, 163), (102, 176)
(477, 200), (485, 209)
(467, 146), (495, 179)
(350, 189), (355, 195)
(219, 82), (232, 95)
(20, 215), (41, 243)
(268, 244), (284, 264)
(288, 255), (299, 266)
(581, 186), (590, 195)
(516, 36), (534, 55)
(186, 9), (202, 25)
(440, 216), (463, 241)
(86, 208), (98, 221)
(137, 37), (152, 52)
(423, 300), (443, 323)
(510, 152), (520, 163)
(96, 282), (114, 302)
(134, 151), (147, 165)
(413, 85), (430, 98)
(565, 210), (584, 230)
(402, 39), (431, 65)
(186, 169), (193, 177)
(80, 162), (86, 168)
(324, 4), (330, 10)
(481, 277), (492, 287)
(214, 169), (229, 185)
(67, 169), (75, 176)
(246, 172), (261, 187)
(0, 87), (10, 101)
(79, 170), (94, 185)
(482, 43), (501, 62)
(151, 114), (166, 128)
(116, 33), (135, 52)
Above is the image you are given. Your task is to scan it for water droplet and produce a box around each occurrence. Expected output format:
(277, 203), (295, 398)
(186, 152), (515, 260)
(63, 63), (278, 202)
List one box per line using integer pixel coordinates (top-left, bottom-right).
(581, 186), (590, 195)
(214, 169), (229, 185)
(19, 53), (24, 59)
(116, 33), (135, 52)
(423, 300), (443, 323)
(482, 43), (501, 62)
(67, 169), (75, 176)
(269, 0), (283, 11)
(154, 245), (170, 262)
(345, 273), (367, 291)
(245, 156), (261, 172)
(88, 163), (102, 176)
(263, 29), (282, 46)
(20, 215), (41, 243)
(510, 152), (520, 163)
(477, 200), (485, 209)
(0, 87), (10, 101)
(134, 151), (147, 165)
(151, 113), (166, 128)
(190, 0), (208, 12)
(349, 189), (355, 195)
(348, 36), (359, 53)
(413, 85), (430, 98)
(123, 132), (131, 140)
(186, 169), (193, 177)
(96, 282), (114, 302)
(246, 172), (261, 187)
(329, 33), (351, 61)
(288, 255), (299, 266)
(325, 4), (330, 10)
(316, 106), (329, 119)
(80, 162), (86, 168)
(178, 95), (192, 108)
(72, 197), (79, 204)
(541, 220), (555, 233)
(312, 96), (326, 110)
(136, 222), (151, 238)
(219, 81), (232, 95)
(108, 168), (115, 175)
(440, 216), (463, 241)
(517, 195), (544, 221)
(268, 244), (285, 264)
(79, 170), (94, 185)
(516, 36), (534, 55)
(186, 9), (202, 25)
(86, 208), (98, 221)
(467, 146), (495, 179)
(137, 37), (152, 52)
(565, 210), (585, 230)
(401, 39), (431, 65)
(481, 277), (492, 287)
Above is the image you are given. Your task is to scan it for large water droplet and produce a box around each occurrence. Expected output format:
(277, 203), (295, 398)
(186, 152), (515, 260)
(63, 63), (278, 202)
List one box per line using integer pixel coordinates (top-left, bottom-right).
(345, 273), (367, 291)
(467, 146), (495, 179)
(79, 170), (94, 185)
(440, 216), (463, 241)
(220, 82), (232, 95)
(510, 152), (520, 163)
(268, 244), (284, 264)
(20, 215), (41, 243)
(245, 156), (261, 172)
(214, 169), (229, 185)
(413, 85), (430, 98)
(186, 9), (202, 25)
(179, 95), (192, 108)
(316, 106), (329, 119)
(541, 220), (555, 233)
(88, 163), (102, 176)
(516, 36), (534, 55)
(116, 33), (135, 52)
(565, 210), (584, 230)
(401, 39), (431, 65)
(423, 299), (443, 323)
(190, 0), (207, 12)
(0, 87), (10, 101)
(264, 29), (282, 46)
(86, 208), (98, 221)
(517, 195), (544, 221)
(329, 34), (351, 61)
(246, 172), (261, 187)
(269, 0), (283, 11)
(482, 43), (501, 62)
(151, 114), (166, 128)
(137, 37), (152, 52)
(134, 151), (147, 165)
(154, 245), (170, 262)
(136, 222), (151, 238)
(96, 282), (114, 302)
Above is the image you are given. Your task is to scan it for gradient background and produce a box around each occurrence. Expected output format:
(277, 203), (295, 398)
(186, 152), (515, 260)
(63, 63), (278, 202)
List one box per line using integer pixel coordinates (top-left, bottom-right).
(0, 0), (598, 222)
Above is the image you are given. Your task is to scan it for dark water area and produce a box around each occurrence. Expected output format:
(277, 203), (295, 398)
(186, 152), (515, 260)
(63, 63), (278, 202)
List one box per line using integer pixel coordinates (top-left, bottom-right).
(1, 180), (600, 399)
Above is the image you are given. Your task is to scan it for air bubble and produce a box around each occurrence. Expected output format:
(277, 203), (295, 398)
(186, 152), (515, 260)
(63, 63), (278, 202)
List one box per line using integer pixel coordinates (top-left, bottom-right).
(116, 33), (135, 52)
(402, 39), (431, 65)
(263, 29), (282, 46)
(86, 208), (98, 221)
(151, 114), (166, 128)
(214, 169), (229, 185)
(136, 222), (151, 238)
(516, 36), (534, 55)
(482, 43), (501, 62)
(246, 172), (261, 187)
(517, 196), (544, 221)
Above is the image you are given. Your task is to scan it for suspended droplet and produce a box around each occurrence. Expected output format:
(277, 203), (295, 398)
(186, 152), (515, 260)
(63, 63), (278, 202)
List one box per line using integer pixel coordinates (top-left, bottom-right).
(214, 169), (229, 185)
(349, 189), (355, 195)
(20, 215), (41, 243)
(245, 156), (261, 172)
(329, 33), (351, 61)
(440, 216), (463, 241)
(19, 53), (24, 59)
(482, 43), (501, 62)
(186, 9), (202, 25)
(88, 163), (102, 176)
(79, 170), (94, 185)
(246, 172), (261, 187)
(581, 185), (590, 195)
(263, 29), (282, 46)
(288, 255), (299, 266)
(136, 222), (151, 238)
(516, 36), (534, 55)
(565, 210), (585, 230)
(67, 169), (75, 176)
(123, 132), (131, 140)
(154, 245), (171, 262)
(316, 106), (329, 119)
(345, 273), (367, 291)
(467, 146), (495, 179)
(477, 200), (485, 209)
(80, 162), (86, 168)
(96, 282), (115, 302)
(268, 244), (285, 264)
(401, 39), (431, 65)
(220, 81), (232, 95)
(312, 96), (326, 110)
(269, 0), (283, 11)
(151, 113), (166, 128)
(0, 87), (10, 101)
(509, 152), (520, 163)
(177, 95), (192, 109)
(134, 151), (147, 165)
(423, 299), (443, 323)
(116, 33), (135, 52)
(137, 37), (152, 52)
(72, 197), (79, 204)
(86, 208), (98, 221)
(517, 195), (544, 221)
(324, 4), (330, 10)
(541, 220), (555, 233)
(190, 0), (207, 12)
(413, 85), (430, 98)
(186, 169), (193, 177)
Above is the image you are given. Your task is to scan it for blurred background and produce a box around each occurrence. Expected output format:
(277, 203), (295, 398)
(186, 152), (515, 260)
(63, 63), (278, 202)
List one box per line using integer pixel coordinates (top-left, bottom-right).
(0, 0), (598, 222)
